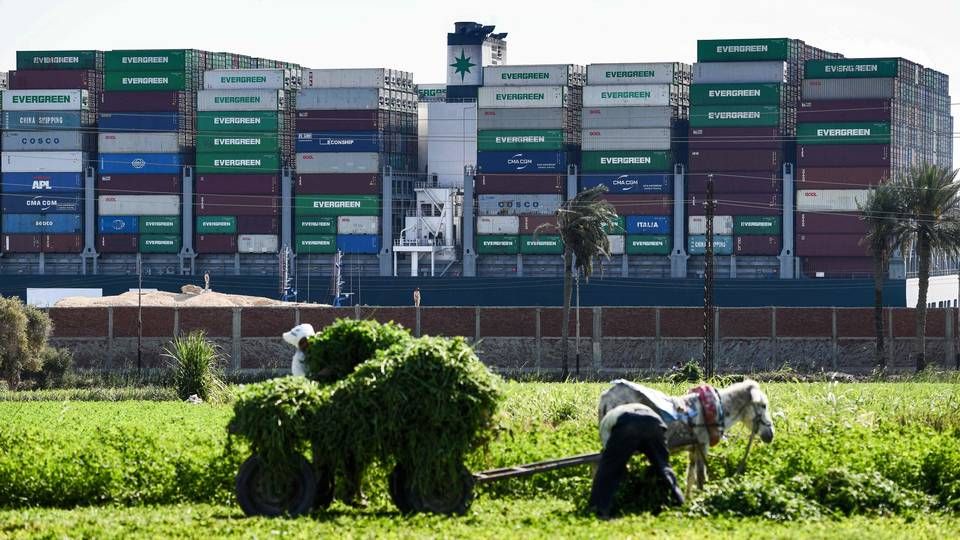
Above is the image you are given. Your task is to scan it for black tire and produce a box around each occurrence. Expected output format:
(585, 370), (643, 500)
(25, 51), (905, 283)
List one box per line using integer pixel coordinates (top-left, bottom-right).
(236, 454), (317, 517)
(388, 464), (415, 514)
(407, 464), (475, 515)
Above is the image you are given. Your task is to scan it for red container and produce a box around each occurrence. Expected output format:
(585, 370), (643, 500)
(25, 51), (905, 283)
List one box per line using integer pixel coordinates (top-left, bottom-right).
(237, 216), (279, 234)
(98, 235), (138, 253)
(100, 91), (185, 112)
(2, 234), (42, 253)
(195, 235), (238, 253)
(687, 171), (780, 194)
(8, 69), (99, 90)
(802, 256), (874, 277)
(97, 174), (180, 195)
(796, 212), (868, 234)
(196, 174), (279, 195)
(476, 174), (564, 194)
(798, 100), (892, 122)
(688, 149), (782, 173)
(687, 127), (783, 150)
(601, 194), (673, 216)
(796, 167), (890, 189)
(797, 144), (890, 168)
(688, 192), (780, 216)
(43, 234), (82, 253)
(518, 215), (559, 234)
(195, 194), (279, 216)
(735, 235), (780, 255)
(295, 110), (380, 132)
(795, 233), (869, 257)
(296, 174), (380, 195)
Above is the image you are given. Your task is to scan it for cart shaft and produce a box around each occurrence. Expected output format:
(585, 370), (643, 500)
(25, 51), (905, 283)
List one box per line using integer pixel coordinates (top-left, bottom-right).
(473, 452), (602, 484)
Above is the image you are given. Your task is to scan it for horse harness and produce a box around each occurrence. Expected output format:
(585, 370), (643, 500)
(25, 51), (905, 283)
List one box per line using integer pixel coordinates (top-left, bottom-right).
(690, 384), (724, 447)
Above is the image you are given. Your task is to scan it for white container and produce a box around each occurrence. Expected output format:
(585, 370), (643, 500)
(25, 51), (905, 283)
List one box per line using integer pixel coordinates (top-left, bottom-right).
(2, 131), (87, 151)
(477, 216), (519, 235)
(98, 132), (181, 153)
(98, 195), (180, 216)
(587, 63), (678, 85)
(477, 194), (563, 216)
(582, 106), (673, 129)
(417, 84), (446, 102)
(238, 234), (279, 253)
(581, 128), (672, 151)
(1, 151), (85, 172)
(2, 89), (89, 111)
(203, 69), (286, 90)
(795, 189), (871, 212)
(296, 88), (385, 110)
(483, 65), (578, 87)
(477, 107), (566, 130)
(296, 152), (380, 174)
(801, 78), (895, 100)
(303, 68), (396, 89)
(197, 89), (284, 111)
(478, 86), (567, 109)
(693, 61), (787, 84)
(583, 85), (672, 107)
(688, 215), (734, 235)
(337, 216), (379, 235)
(426, 102), (477, 188)
(607, 235), (625, 255)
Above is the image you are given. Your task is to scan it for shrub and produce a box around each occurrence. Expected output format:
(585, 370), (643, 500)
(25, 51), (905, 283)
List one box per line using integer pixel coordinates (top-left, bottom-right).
(22, 347), (74, 389)
(691, 476), (823, 521)
(668, 360), (704, 384)
(163, 331), (226, 403)
(0, 297), (51, 389)
(302, 318), (411, 383)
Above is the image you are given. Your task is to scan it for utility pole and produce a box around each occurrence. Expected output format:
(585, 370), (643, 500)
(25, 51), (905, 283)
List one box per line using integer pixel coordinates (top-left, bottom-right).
(137, 253), (143, 378)
(703, 174), (716, 378)
(575, 269), (581, 378)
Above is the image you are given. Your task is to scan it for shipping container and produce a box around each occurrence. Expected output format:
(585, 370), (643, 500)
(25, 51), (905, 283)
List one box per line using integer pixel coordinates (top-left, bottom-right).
(97, 234), (138, 253)
(41, 234), (81, 253)
(296, 235), (337, 254)
(203, 69), (286, 90)
(196, 216), (237, 234)
(237, 215), (279, 235)
(476, 235), (519, 255)
(296, 174), (380, 195)
(139, 234), (180, 253)
(100, 91), (183, 112)
(587, 63), (680, 85)
(602, 216), (626, 234)
(687, 235), (734, 255)
(195, 133), (280, 153)
(195, 153), (280, 175)
(2, 131), (89, 151)
(796, 122), (890, 145)
(336, 216), (379, 235)
(734, 216), (781, 235)
(97, 174), (180, 195)
(581, 106), (673, 129)
(295, 131), (382, 153)
(583, 85), (674, 108)
(104, 49), (189, 71)
(296, 216), (337, 234)
(2, 234), (42, 253)
(302, 68), (400, 89)
(580, 172), (672, 194)
(519, 234), (563, 254)
(689, 105), (782, 127)
(416, 84), (446, 102)
(478, 86), (568, 109)
(625, 235), (671, 255)
(98, 215), (138, 234)
(296, 88), (385, 110)
(196, 194), (278, 216)
(2, 213), (81, 234)
(7, 70), (99, 90)
(688, 215), (734, 235)
(97, 112), (179, 133)
(687, 127), (783, 150)
(581, 150), (672, 172)
(625, 215), (671, 235)
(2, 89), (88, 111)
(98, 195), (180, 216)
(476, 216), (519, 235)
(697, 38), (790, 62)
(801, 256), (873, 277)
(735, 235), (780, 255)
(1, 151), (86, 173)
(692, 62), (787, 84)
(196, 174), (279, 195)
(796, 233), (869, 257)
(796, 212), (868, 234)
(197, 89), (284, 111)
(581, 128), (672, 151)
(294, 194), (379, 216)
(475, 151), (567, 174)
(795, 189), (870, 212)
(484, 65), (581, 87)
(477, 194), (563, 216)
(2, 193), (82, 213)
(1, 172), (83, 193)
(477, 108), (567, 130)
(805, 58), (898, 79)
(796, 167), (889, 189)
(98, 132), (182, 153)
(607, 235), (625, 255)
(16, 50), (101, 71)
(195, 234), (238, 253)
(140, 215), (179, 234)
(478, 130), (565, 151)
(688, 149), (782, 172)
(238, 234), (278, 253)
(801, 79), (895, 100)
(3, 111), (89, 130)
(104, 71), (186, 92)
(689, 83), (782, 106)
(475, 174), (564, 194)
(797, 100), (892, 122)
(602, 194), (673, 216)
(336, 234), (380, 254)
(99, 153), (183, 175)
(295, 110), (379, 132)
(518, 215), (559, 235)
(686, 171), (780, 194)
(197, 111), (280, 133)
(296, 152), (379, 174)
(796, 144), (889, 168)
(687, 192), (781, 216)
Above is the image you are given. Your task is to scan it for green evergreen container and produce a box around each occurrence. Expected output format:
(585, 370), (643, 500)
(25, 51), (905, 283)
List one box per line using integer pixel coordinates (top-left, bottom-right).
(795, 122), (891, 145)
(733, 216), (781, 235)
(625, 235), (671, 255)
(196, 216), (237, 234)
(295, 195), (380, 216)
(602, 216), (626, 234)
(139, 216), (180, 234)
(476, 235), (519, 255)
(478, 130), (565, 151)
(805, 58), (898, 79)
(296, 235), (337, 254)
(581, 151), (673, 172)
(519, 235), (563, 254)
(196, 111), (281, 133)
(104, 71), (186, 91)
(690, 83), (782, 106)
(104, 49), (189, 72)
(296, 216), (337, 234)
(139, 235), (180, 253)
(195, 153), (281, 174)
(196, 133), (280, 153)
(689, 105), (782, 127)
(697, 38), (790, 62)
(16, 50), (100, 70)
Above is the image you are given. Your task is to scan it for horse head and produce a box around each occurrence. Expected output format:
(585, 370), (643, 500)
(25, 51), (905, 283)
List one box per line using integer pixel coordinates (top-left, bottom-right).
(743, 380), (774, 443)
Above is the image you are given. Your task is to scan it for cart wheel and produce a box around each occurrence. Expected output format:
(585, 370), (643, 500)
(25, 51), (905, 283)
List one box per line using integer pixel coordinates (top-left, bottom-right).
(408, 464), (475, 515)
(236, 454), (317, 517)
(388, 464), (415, 514)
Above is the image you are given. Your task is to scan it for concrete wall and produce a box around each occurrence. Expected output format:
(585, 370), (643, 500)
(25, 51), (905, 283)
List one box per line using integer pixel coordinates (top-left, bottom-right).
(48, 306), (958, 376)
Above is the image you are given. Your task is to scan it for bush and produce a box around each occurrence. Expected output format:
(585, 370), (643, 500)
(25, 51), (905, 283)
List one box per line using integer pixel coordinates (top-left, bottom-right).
(22, 347), (74, 389)
(163, 331), (226, 403)
(0, 297), (51, 389)
(302, 318), (411, 383)
(668, 360), (704, 384)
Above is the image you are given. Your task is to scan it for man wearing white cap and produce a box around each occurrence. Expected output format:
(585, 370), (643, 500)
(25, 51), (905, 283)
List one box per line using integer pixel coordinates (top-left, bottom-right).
(282, 323), (316, 376)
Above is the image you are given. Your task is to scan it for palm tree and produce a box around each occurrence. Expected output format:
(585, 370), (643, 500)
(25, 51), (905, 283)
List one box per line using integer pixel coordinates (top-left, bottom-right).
(897, 164), (960, 371)
(538, 186), (617, 378)
(859, 182), (908, 372)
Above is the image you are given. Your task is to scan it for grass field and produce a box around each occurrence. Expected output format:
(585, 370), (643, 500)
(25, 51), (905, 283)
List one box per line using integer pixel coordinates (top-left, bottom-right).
(1, 381), (959, 538)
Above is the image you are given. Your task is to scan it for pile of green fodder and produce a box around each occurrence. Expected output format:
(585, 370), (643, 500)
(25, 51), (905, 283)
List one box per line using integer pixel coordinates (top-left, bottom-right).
(229, 319), (502, 493)
(301, 318), (411, 384)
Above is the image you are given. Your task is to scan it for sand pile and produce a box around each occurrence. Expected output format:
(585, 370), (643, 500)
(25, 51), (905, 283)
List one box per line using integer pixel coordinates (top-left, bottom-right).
(55, 286), (298, 308)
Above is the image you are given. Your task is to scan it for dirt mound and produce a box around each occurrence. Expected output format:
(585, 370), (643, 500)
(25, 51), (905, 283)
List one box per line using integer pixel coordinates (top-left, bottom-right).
(54, 289), (297, 308)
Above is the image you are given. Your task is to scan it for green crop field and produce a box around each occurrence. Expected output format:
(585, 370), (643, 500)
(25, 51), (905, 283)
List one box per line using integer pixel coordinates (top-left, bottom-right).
(1, 382), (959, 538)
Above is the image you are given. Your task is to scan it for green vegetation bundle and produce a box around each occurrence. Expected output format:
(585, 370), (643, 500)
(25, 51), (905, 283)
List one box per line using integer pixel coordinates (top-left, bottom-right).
(0, 297), (52, 389)
(302, 318), (411, 383)
(163, 331), (226, 403)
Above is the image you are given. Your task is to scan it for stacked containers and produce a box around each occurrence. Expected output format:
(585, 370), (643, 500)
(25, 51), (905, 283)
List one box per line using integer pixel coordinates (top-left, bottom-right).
(295, 69), (417, 256)
(582, 63), (690, 262)
(195, 69), (292, 254)
(689, 38), (842, 266)
(475, 65), (584, 260)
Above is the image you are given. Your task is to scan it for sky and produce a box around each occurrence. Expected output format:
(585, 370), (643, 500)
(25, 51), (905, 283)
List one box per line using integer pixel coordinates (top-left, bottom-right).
(0, 0), (956, 160)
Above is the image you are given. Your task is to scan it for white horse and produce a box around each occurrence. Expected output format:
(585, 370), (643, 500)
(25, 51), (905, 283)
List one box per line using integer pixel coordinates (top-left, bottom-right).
(598, 379), (774, 496)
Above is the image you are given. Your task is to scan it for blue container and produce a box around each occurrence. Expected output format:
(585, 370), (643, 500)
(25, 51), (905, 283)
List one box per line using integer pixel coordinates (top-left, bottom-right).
(99, 153), (184, 174)
(2, 193), (83, 214)
(2, 111), (86, 130)
(626, 215), (672, 235)
(1, 172), (83, 193)
(2, 213), (82, 234)
(296, 131), (383, 153)
(336, 234), (380, 254)
(476, 151), (567, 174)
(98, 215), (139, 234)
(97, 112), (179, 133)
(580, 173), (672, 195)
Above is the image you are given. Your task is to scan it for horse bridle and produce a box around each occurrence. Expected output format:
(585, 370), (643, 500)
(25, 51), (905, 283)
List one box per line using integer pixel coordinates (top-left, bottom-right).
(736, 398), (772, 474)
